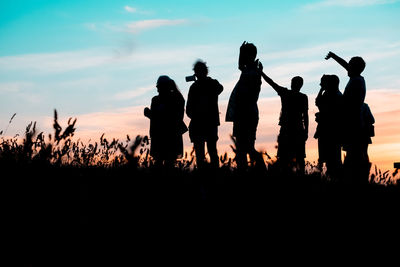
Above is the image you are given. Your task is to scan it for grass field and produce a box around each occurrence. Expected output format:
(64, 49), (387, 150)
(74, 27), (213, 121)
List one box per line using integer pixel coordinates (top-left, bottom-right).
(2, 110), (399, 257)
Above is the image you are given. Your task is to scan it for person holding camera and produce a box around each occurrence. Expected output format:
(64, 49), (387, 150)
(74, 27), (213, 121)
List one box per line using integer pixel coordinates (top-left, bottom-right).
(186, 60), (223, 168)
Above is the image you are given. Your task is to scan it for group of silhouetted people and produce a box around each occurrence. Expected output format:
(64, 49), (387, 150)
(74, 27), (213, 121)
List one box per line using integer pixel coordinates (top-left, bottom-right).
(320, 52), (375, 184)
(144, 41), (375, 184)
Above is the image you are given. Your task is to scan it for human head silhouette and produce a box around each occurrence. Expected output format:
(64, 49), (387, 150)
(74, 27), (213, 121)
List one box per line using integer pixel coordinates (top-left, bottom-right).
(328, 75), (340, 92)
(156, 75), (173, 96)
(239, 42), (257, 69)
(291, 76), (304, 92)
(348, 56), (366, 77)
(320, 74), (330, 89)
(320, 74), (339, 92)
(193, 60), (208, 80)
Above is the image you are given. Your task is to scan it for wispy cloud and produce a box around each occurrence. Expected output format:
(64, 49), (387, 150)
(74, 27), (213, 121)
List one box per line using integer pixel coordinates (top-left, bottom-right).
(126, 19), (187, 34)
(84, 23), (97, 31)
(257, 39), (400, 90)
(0, 50), (110, 74)
(0, 43), (230, 75)
(0, 81), (42, 104)
(304, 0), (399, 9)
(0, 82), (33, 93)
(124, 5), (137, 13)
(85, 18), (188, 35)
(113, 85), (154, 101)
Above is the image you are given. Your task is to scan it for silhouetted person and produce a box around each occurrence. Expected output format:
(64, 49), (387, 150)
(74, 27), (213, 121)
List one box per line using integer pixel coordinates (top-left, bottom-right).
(226, 41), (264, 170)
(314, 74), (343, 178)
(325, 52), (370, 184)
(144, 75), (187, 167)
(360, 102), (375, 181)
(260, 70), (309, 174)
(186, 60), (223, 168)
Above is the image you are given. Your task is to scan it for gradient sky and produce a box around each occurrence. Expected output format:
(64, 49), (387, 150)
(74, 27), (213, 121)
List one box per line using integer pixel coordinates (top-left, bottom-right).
(1, 0), (400, 171)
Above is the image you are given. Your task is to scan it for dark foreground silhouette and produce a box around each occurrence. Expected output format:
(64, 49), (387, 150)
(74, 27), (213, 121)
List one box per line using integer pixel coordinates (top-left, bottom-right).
(1, 113), (399, 260)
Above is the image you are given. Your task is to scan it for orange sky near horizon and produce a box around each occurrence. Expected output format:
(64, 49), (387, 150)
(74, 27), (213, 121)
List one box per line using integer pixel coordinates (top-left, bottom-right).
(30, 88), (400, 173)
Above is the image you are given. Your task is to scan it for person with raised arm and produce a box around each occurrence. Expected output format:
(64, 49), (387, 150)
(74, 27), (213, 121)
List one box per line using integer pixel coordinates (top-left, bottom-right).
(226, 41), (265, 170)
(260, 68), (309, 174)
(325, 52), (370, 184)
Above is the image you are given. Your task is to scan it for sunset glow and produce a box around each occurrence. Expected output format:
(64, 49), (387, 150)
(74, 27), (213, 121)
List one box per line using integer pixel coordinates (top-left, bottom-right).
(1, 0), (399, 172)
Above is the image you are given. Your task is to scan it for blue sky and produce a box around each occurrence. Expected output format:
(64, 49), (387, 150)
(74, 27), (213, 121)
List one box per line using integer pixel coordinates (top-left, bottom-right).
(1, 0), (400, 168)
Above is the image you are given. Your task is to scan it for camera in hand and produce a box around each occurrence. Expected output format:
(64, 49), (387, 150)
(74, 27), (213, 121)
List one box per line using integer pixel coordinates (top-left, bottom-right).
(185, 75), (196, 82)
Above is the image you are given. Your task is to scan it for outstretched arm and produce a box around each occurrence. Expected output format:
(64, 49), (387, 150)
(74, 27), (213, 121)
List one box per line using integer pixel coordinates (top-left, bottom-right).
(260, 71), (286, 94)
(325, 51), (349, 71)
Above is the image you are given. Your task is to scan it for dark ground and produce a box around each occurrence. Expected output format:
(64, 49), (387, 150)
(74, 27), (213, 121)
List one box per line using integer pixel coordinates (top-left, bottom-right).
(3, 164), (400, 263)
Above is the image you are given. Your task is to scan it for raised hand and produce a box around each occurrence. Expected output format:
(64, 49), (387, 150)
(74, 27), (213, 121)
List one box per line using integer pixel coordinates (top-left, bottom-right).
(240, 41), (248, 52)
(324, 51), (349, 71)
(325, 51), (335, 60)
(238, 41), (247, 71)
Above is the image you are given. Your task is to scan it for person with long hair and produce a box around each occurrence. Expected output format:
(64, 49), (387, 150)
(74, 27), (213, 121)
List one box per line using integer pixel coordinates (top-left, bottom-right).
(144, 75), (187, 167)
